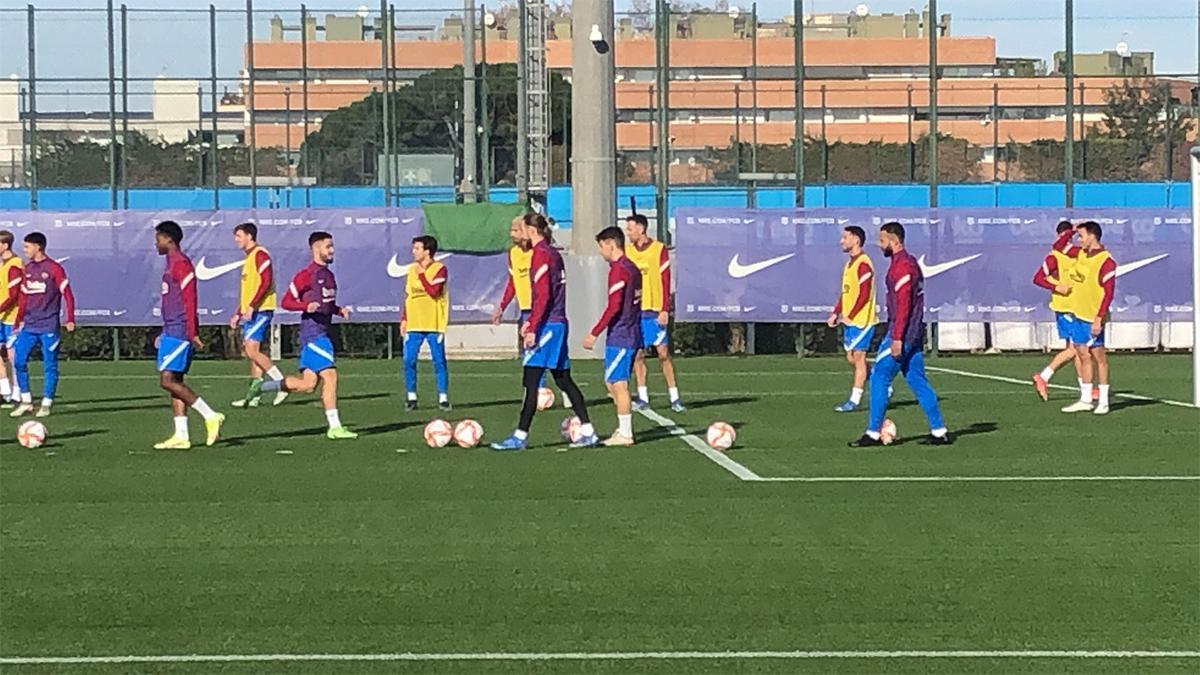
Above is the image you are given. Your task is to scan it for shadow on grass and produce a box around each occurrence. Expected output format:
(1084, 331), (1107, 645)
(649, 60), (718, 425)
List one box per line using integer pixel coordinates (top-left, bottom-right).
(1109, 396), (1159, 412)
(677, 396), (759, 411)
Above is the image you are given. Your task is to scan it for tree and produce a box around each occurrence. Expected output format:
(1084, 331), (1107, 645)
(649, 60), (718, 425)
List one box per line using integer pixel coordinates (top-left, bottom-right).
(1086, 79), (1191, 181)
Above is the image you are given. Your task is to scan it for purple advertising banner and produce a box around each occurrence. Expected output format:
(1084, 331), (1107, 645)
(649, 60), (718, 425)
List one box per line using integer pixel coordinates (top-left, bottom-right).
(675, 208), (1194, 323)
(0, 209), (512, 326)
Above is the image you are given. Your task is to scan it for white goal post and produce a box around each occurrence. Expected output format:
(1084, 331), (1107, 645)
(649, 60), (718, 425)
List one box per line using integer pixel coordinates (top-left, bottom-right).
(1188, 146), (1200, 407)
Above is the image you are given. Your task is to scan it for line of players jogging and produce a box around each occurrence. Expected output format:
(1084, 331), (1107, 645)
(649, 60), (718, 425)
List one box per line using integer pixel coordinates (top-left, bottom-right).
(0, 215), (1118, 449)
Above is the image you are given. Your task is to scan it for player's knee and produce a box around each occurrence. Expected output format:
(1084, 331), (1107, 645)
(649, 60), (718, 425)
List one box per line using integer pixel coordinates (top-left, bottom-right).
(656, 345), (672, 361)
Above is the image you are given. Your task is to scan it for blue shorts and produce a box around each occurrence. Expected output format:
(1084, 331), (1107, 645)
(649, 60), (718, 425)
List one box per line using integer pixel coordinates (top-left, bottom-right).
(1055, 312), (1075, 342)
(0, 323), (15, 350)
(641, 313), (668, 348)
(156, 335), (194, 374)
(298, 336), (336, 374)
(1067, 317), (1105, 348)
(242, 310), (273, 344)
(523, 321), (570, 371)
(603, 345), (635, 383)
(842, 325), (875, 352)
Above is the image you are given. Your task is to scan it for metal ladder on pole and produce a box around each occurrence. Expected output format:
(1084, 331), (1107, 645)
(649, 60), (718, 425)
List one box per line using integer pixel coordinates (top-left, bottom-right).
(524, 0), (550, 194)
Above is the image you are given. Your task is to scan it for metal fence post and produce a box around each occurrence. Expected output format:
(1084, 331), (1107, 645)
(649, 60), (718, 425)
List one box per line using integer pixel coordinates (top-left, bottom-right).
(210, 4), (219, 208)
(1064, 0), (1074, 207)
(26, 4), (37, 210)
(928, 0), (938, 207)
(121, 3), (130, 208)
(793, 0), (804, 206)
(246, 0), (257, 208)
(301, 3), (311, 207)
(106, 0), (118, 210)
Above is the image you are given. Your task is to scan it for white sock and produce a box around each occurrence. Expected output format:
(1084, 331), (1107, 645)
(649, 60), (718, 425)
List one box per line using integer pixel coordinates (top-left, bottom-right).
(579, 422), (595, 437)
(866, 430), (881, 440)
(1098, 384), (1110, 406)
(931, 427), (948, 438)
(1080, 383), (1093, 403)
(407, 392), (417, 401)
(173, 416), (189, 439)
(849, 387), (864, 405)
(266, 366), (284, 381)
(40, 397), (52, 409)
(21, 392), (31, 403)
(1078, 377), (1084, 388)
(514, 429), (528, 441)
(0, 377), (9, 397)
(190, 397), (218, 421)
(618, 413), (633, 437)
(637, 386), (649, 401)
(1039, 367), (1055, 381)
(668, 387), (680, 401)
(438, 392), (448, 403)
(324, 408), (342, 429)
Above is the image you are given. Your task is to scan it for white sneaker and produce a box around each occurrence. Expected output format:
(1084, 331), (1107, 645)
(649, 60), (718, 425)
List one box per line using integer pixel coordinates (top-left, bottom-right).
(272, 391), (289, 406)
(9, 403), (33, 417)
(562, 392), (571, 409)
(1061, 400), (1095, 413)
(602, 432), (635, 447)
(1093, 403), (1110, 416)
(231, 397), (261, 409)
(35, 406), (50, 418)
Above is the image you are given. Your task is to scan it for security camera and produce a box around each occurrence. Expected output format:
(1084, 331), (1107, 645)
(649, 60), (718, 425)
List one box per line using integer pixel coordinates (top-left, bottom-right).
(589, 24), (603, 43)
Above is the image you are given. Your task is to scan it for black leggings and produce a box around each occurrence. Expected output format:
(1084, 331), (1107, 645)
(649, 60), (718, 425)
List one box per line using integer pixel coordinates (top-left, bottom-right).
(519, 366), (589, 432)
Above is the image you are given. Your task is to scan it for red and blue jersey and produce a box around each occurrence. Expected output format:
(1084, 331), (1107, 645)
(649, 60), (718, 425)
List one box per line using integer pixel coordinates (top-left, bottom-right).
(527, 240), (567, 332)
(590, 255), (642, 349)
(884, 249), (924, 349)
(161, 250), (198, 340)
(282, 262), (339, 343)
(18, 257), (75, 333)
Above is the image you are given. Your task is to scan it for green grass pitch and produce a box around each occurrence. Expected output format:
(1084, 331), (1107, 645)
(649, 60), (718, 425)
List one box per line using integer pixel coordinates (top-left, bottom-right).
(1, 353), (1197, 674)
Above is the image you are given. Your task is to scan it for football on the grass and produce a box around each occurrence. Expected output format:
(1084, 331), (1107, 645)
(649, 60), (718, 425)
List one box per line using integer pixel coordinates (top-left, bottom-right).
(424, 419), (453, 448)
(880, 418), (897, 445)
(560, 415), (582, 443)
(536, 387), (555, 411)
(706, 422), (735, 451)
(453, 420), (484, 448)
(17, 420), (47, 449)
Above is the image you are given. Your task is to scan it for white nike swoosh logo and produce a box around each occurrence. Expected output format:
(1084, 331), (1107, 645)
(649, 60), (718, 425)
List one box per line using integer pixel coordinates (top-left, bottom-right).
(113, 310), (127, 316)
(386, 252), (453, 279)
(918, 253), (982, 278)
(57, 256), (71, 263)
(401, 217), (418, 224)
(1115, 253), (1168, 278)
(727, 253), (795, 279)
(194, 257), (244, 281)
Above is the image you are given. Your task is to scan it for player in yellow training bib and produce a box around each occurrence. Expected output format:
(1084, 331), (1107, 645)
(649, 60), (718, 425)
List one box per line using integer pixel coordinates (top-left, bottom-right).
(228, 223), (288, 408)
(1060, 221), (1117, 416)
(402, 235), (450, 411)
(624, 214), (684, 412)
(0, 230), (24, 408)
(1030, 220), (1093, 403)
(826, 225), (878, 412)
(491, 216), (561, 404)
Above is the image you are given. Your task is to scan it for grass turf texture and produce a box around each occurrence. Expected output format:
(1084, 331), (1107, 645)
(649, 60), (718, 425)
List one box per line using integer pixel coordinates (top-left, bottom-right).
(1, 354), (1197, 674)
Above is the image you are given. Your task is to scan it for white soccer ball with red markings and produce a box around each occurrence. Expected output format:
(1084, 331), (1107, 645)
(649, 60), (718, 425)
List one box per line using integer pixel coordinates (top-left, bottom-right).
(880, 418), (897, 446)
(560, 415), (582, 443)
(706, 422), (736, 451)
(423, 419), (454, 448)
(453, 420), (484, 448)
(536, 387), (556, 411)
(17, 420), (47, 449)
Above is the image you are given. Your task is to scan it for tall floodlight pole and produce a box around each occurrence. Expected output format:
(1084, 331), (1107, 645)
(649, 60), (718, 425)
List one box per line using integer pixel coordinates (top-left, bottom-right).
(793, 0), (804, 206)
(463, 1), (478, 202)
(516, 0), (529, 203)
(246, 0), (257, 208)
(1064, 0), (1075, 207)
(571, 0), (616, 251)
(928, 0), (938, 207)
(654, 0), (671, 241)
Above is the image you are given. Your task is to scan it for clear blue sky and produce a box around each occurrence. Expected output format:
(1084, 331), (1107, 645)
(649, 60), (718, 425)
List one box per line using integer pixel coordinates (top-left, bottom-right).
(0, 0), (1195, 111)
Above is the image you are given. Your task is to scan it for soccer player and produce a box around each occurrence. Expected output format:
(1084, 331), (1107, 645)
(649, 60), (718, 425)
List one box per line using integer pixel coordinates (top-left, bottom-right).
(0, 230), (22, 408)
(491, 213), (597, 451)
(826, 225), (877, 412)
(582, 226), (643, 446)
(151, 221), (225, 449)
(623, 214), (685, 412)
(229, 222), (287, 408)
(401, 235), (450, 411)
(1060, 221), (1116, 416)
(9, 232), (74, 418)
(1031, 220), (1094, 402)
(850, 222), (950, 447)
(250, 231), (357, 439)
(491, 216), (561, 404)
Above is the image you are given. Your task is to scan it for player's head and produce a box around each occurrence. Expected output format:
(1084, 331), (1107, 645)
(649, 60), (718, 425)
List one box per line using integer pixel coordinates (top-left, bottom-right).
(841, 225), (866, 254)
(0, 230), (12, 255)
(1056, 220), (1074, 235)
(233, 222), (258, 251)
(595, 226), (625, 261)
(309, 231), (334, 264)
(521, 212), (553, 244)
(154, 221), (183, 256)
(23, 231), (47, 259)
(411, 235), (438, 263)
(878, 221), (905, 258)
(509, 216), (531, 248)
(624, 214), (649, 244)
(1075, 221), (1102, 247)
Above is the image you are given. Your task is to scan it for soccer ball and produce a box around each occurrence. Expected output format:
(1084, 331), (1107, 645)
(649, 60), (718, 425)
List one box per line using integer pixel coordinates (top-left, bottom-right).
(536, 387), (556, 411)
(560, 415), (582, 443)
(17, 420), (47, 449)
(880, 418), (897, 445)
(706, 422), (736, 451)
(453, 420), (484, 448)
(423, 419), (453, 448)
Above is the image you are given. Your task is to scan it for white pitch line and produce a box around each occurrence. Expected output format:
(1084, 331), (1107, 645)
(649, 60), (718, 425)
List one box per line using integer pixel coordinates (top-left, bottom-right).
(758, 475), (1200, 483)
(3, 650), (1198, 665)
(927, 366), (1199, 409)
(636, 407), (762, 481)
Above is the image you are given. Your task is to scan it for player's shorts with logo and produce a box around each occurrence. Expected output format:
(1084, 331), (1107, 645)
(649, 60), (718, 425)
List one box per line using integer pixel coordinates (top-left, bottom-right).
(524, 321), (570, 371)
(842, 324), (876, 352)
(0, 323), (16, 349)
(1067, 316), (1105, 347)
(1055, 311), (1076, 342)
(603, 345), (634, 383)
(241, 310), (273, 343)
(298, 336), (336, 373)
(640, 311), (668, 348)
(156, 335), (194, 374)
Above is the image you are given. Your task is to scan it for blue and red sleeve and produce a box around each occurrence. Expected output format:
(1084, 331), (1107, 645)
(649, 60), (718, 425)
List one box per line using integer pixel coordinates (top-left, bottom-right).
(498, 276), (516, 312)
(888, 263), (916, 341)
(527, 248), (551, 333)
(1032, 252), (1059, 291)
(171, 257), (198, 339)
(590, 265), (625, 337)
(846, 260), (874, 321)
(51, 262), (76, 325)
(0, 264), (21, 315)
(281, 268), (311, 312)
(246, 249), (273, 312)
(419, 265), (448, 298)
(1097, 258), (1117, 317)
